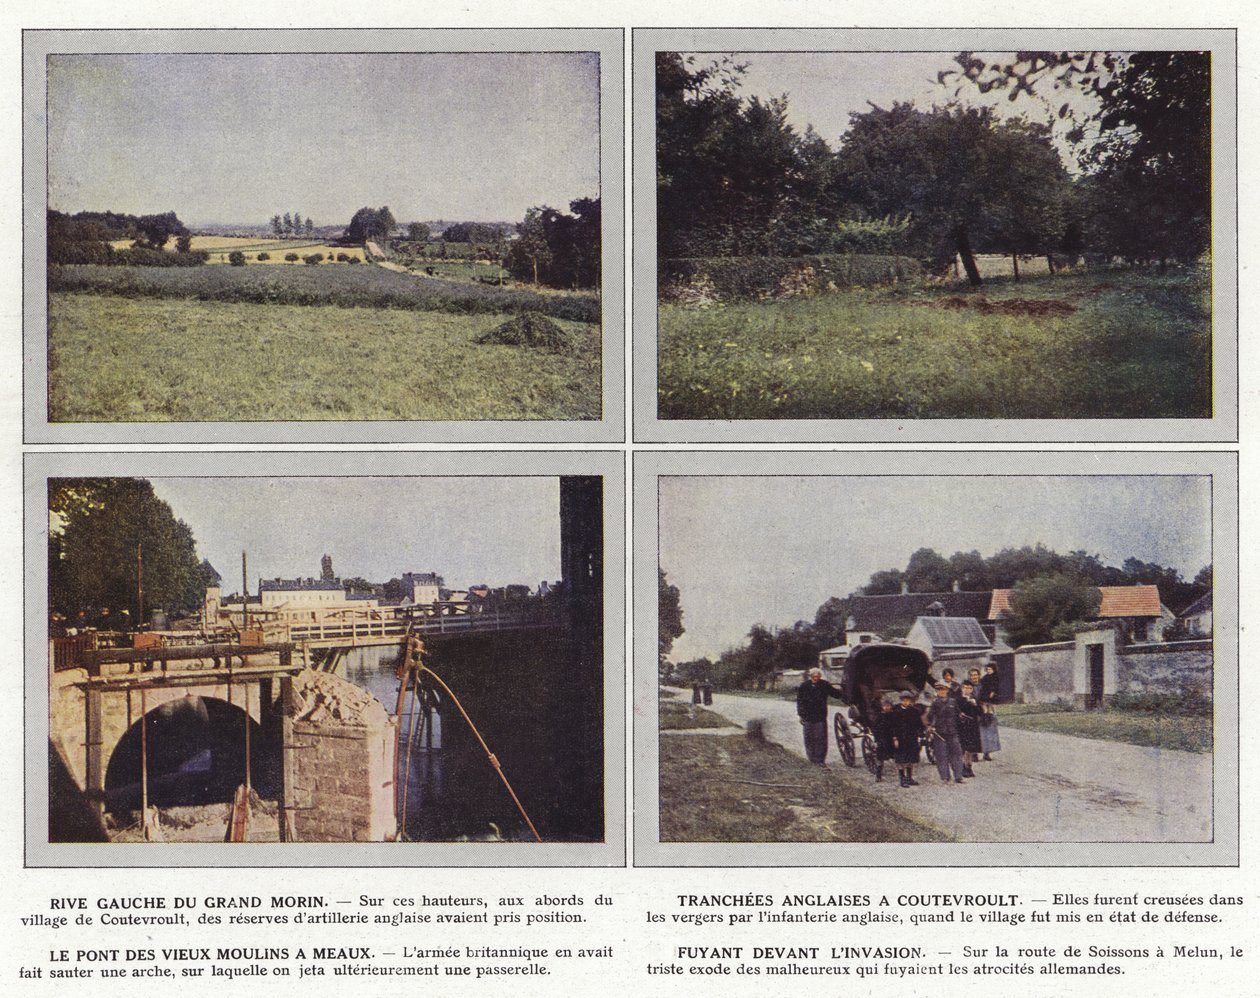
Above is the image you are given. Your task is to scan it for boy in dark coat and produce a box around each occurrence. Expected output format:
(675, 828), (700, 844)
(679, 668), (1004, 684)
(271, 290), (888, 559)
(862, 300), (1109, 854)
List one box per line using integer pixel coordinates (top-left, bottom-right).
(891, 690), (924, 787)
(871, 695), (898, 783)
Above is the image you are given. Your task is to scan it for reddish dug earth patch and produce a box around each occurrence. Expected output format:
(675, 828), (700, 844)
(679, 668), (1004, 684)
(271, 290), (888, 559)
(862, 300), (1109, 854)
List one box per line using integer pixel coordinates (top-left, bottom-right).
(931, 295), (1077, 317)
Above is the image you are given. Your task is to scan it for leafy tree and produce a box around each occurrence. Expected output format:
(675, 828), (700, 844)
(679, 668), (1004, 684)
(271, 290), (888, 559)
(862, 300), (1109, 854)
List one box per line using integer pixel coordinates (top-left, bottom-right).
(376, 206), (396, 240)
(812, 596), (853, 646)
(862, 568), (906, 596)
(1000, 573), (1101, 647)
(282, 212), (293, 237)
(904, 547), (954, 593)
(506, 207), (553, 286)
(945, 50), (1211, 266)
(175, 234), (192, 254)
(1194, 564), (1213, 589)
(49, 479), (205, 625)
(228, 250), (246, 266)
(833, 103), (1071, 284)
(271, 215), (283, 238)
(133, 211), (188, 251)
(658, 569), (684, 668)
(284, 252), (299, 263)
(408, 221), (431, 242)
(304, 217), (314, 238)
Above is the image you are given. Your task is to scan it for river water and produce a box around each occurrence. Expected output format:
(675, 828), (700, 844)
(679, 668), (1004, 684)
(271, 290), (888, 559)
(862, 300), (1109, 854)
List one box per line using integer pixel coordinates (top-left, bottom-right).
(341, 646), (523, 842)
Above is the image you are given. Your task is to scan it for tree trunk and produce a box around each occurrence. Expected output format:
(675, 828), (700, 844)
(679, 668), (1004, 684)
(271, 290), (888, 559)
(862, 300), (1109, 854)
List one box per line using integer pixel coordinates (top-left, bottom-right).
(1012, 253), (1020, 281)
(954, 227), (982, 287)
(1046, 253), (1057, 275)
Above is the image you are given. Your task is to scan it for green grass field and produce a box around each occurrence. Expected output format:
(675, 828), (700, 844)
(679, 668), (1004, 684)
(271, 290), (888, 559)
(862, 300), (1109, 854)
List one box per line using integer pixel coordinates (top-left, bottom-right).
(658, 267), (1210, 419)
(49, 293), (600, 421)
(996, 703), (1212, 754)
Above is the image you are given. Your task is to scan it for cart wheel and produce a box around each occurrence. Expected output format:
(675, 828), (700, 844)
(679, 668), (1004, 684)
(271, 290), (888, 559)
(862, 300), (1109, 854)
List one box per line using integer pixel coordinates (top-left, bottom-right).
(833, 714), (856, 767)
(861, 734), (878, 774)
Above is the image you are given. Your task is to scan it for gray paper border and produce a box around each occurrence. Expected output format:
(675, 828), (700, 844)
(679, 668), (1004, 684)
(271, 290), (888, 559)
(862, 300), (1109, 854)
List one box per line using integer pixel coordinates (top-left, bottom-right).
(633, 450), (1238, 866)
(25, 28), (625, 444)
(27, 449), (626, 868)
(632, 27), (1238, 443)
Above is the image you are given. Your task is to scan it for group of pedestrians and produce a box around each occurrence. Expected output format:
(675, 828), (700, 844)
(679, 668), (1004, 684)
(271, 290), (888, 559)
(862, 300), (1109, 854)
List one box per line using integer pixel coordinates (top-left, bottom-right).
(797, 664), (1001, 787)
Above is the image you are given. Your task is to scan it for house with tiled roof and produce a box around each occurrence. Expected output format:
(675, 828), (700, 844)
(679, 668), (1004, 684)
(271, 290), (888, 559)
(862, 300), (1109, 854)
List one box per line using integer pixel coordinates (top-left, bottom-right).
(990, 584), (1175, 643)
(1178, 590), (1213, 637)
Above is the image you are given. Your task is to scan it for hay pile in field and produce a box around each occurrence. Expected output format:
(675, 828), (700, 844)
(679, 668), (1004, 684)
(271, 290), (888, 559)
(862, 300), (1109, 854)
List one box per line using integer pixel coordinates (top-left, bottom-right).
(476, 311), (572, 352)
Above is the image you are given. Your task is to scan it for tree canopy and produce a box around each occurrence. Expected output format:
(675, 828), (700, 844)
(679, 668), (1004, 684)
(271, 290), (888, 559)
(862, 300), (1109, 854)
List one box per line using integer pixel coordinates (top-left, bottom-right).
(49, 478), (208, 627)
(1001, 573), (1102, 647)
(658, 569), (684, 668)
(504, 198), (601, 289)
(656, 49), (1211, 277)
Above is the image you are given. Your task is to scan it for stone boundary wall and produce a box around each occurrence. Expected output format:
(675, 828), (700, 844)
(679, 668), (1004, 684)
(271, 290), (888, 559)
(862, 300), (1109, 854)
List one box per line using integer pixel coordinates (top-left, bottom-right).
(1011, 641), (1075, 704)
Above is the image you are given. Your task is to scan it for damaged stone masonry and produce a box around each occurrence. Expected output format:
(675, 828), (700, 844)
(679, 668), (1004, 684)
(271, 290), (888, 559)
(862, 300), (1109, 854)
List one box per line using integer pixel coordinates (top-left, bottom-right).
(285, 670), (396, 843)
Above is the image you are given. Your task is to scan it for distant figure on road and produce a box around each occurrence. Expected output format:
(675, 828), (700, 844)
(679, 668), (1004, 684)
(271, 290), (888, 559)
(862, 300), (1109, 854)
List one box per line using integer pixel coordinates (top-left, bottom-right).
(796, 667), (845, 765)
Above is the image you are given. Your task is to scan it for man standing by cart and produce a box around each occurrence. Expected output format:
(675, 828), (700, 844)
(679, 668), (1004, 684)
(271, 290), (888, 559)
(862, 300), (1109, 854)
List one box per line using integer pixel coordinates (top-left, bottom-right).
(797, 667), (845, 765)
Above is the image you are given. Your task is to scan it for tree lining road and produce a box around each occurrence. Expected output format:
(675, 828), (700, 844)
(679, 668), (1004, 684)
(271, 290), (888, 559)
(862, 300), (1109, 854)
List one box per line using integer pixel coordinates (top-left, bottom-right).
(703, 692), (1211, 843)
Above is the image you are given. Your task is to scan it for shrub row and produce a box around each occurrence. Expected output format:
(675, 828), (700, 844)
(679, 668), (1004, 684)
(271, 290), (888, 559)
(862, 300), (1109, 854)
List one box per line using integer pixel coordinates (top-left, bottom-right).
(48, 263), (601, 324)
(660, 254), (923, 302)
(49, 243), (211, 267)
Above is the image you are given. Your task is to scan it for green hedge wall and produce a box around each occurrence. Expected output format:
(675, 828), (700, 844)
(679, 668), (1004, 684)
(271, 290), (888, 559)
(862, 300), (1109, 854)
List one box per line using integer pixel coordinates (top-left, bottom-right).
(661, 254), (923, 302)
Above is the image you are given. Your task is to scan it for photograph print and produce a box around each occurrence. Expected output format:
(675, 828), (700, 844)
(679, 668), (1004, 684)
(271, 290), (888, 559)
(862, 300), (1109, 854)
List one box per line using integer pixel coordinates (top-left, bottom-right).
(655, 466), (1225, 853)
(39, 36), (610, 425)
(654, 44), (1224, 422)
(45, 471), (606, 849)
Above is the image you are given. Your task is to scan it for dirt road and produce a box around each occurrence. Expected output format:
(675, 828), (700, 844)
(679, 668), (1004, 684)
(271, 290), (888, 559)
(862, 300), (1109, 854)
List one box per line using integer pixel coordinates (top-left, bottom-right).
(704, 693), (1211, 843)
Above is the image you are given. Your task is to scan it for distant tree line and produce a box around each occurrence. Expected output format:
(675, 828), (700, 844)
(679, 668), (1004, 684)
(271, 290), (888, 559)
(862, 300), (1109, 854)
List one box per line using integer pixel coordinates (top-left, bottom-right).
(48, 209), (206, 267)
(657, 50), (1211, 283)
(271, 213), (315, 239)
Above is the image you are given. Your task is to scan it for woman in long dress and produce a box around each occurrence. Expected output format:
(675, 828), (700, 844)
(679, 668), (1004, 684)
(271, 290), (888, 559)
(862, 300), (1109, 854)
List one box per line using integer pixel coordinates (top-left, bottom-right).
(976, 664), (1001, 760)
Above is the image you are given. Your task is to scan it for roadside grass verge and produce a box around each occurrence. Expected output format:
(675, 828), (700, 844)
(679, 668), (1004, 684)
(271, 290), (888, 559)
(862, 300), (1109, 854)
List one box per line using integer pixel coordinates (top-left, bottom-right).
(659, 733), (952, 842)
(659, 699), (735, 730)
(48, 293), (600, 422)
(50, 262), (601, 324)
(995, 704), (1212, 754)
(658, 267), (1209, 419)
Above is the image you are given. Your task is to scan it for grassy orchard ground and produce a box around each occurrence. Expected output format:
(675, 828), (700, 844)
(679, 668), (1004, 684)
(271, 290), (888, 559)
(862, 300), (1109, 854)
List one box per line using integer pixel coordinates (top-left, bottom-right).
(659, 698), (735, 730)
(49, 293), (599, 421)
(658, 729), (951, 843)
(995, 702), (1212, 754)
(658, 267), (1210, 420)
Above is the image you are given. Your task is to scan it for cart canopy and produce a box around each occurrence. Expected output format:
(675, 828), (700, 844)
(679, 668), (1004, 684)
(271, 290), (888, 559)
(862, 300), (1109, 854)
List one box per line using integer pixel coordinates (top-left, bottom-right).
(840, 643), (932, 728)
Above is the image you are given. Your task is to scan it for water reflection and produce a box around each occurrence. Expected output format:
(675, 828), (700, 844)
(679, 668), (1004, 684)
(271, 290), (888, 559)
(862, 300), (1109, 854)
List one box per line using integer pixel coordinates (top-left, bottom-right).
(341, 646), (487, 842)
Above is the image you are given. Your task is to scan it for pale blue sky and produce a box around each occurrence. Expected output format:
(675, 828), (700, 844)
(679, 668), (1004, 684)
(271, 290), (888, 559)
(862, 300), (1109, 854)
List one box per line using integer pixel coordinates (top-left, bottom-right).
(660, 476), (1212, 662)
(150, 477), (561, 593)
(48, 52), (600, 226)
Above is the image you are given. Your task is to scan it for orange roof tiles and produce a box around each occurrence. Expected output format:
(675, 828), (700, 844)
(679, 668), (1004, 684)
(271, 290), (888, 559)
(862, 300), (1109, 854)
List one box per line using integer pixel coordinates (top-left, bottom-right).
(990, 584), (1163, 620)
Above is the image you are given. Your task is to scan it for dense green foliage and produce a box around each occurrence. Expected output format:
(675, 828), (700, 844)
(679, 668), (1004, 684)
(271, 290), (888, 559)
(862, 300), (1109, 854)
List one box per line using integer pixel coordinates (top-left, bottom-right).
(49, 478), (208, 626)
(504, 198), (601, 289)
(48, 262), (600, 323)
(657, 51), (1212, 277)
(662, 254), (922, 301)
(658, 569), (684, 668)
(1001, 573), (1103, 647)
(48, 210), (206, 266)
(344, 205), (397, 243)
